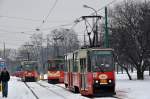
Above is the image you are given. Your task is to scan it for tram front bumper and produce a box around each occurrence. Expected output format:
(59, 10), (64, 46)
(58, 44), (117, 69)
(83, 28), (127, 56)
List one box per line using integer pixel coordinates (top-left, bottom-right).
(25, 76), (36, 82)
(93, 82), (116, 95)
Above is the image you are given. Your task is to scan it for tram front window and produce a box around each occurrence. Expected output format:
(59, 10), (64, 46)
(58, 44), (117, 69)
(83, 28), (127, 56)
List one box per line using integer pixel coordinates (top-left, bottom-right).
(48, 63), (63, 71)
(24, 64), (35, 71)
(91, 55), (113, 72)
(48, 63), (57, 71)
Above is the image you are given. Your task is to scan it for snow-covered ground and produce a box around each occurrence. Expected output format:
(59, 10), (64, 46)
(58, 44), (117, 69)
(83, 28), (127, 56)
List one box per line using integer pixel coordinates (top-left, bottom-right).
(0, 71), (149, 99)
(115, 71), (150, 99)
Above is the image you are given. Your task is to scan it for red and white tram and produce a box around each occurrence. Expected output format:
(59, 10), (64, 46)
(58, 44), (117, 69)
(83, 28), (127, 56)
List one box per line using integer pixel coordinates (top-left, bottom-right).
(64, 48), (115, 96)
(47, 58), (64, 84)
(21, 61), (39, 82)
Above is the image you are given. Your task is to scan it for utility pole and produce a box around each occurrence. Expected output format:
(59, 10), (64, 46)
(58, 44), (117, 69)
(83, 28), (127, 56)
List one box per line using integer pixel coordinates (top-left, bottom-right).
(3, 42), (5, 60)
(104, 7), (109, 48)
(3, 42), (6, 68)
(84, 31), (86, 46)
(24, 44), (33, 61)
(27, 52), (30, 61)
(53, 38), (58, 58)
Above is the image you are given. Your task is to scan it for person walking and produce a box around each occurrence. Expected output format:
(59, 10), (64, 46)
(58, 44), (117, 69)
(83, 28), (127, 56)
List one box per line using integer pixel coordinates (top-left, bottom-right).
(0, 67), (10, 98)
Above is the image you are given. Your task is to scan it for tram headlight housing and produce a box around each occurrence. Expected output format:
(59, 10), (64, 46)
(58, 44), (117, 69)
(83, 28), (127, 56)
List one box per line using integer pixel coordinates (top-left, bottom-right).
(95, 80), (99, 83)
(108, 80), (112, 83)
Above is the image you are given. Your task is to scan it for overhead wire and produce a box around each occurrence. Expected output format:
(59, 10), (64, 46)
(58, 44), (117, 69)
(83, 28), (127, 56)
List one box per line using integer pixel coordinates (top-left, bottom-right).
(18, 0), (115, 44)
(0, 24), (35, 30)
(0, 0), (117, 34)
(58, 0), (118, 31)
(0, 15), (42, 22)
(0, 0), (117, 48)
(37, 0), (58, 28)
(90, 0), (117, 16)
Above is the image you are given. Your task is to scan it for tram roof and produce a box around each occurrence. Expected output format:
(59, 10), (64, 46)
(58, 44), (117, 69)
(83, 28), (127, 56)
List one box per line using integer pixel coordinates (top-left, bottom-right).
(75, 48), (114, 52)
(21, 61), (38, 64)
(21, 61), (38, 65)
(47, 58), (64, 61)
(66, 48), (114, 54)
(65, 48), (114, 59)
(21, 61), (38, 62)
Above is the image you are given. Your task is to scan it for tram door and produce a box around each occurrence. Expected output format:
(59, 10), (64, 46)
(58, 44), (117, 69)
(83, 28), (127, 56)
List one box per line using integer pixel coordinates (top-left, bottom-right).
(80, 58), (88, 90)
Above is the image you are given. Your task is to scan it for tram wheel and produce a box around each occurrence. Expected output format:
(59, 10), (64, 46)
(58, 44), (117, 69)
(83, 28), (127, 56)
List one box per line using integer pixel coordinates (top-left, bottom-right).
(74, 86), (79, 93)
(65, 84), (68, 88)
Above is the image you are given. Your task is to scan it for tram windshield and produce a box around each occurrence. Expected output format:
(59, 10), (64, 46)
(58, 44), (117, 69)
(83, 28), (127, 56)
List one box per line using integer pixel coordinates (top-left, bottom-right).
(48, 60), (64, 71)
(91, 52), (113, 72)
(23, 63), (37, 71)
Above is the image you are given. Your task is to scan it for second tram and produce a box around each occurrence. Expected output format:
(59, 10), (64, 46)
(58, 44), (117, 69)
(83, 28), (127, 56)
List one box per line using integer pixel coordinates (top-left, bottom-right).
(47, 58), (64, 84)
(21, 61), (39, 82)
(64, 48), (116, 96)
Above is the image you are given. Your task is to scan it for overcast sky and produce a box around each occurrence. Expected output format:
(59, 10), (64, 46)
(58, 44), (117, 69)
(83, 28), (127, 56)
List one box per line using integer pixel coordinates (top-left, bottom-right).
(0, 0), (120, 49)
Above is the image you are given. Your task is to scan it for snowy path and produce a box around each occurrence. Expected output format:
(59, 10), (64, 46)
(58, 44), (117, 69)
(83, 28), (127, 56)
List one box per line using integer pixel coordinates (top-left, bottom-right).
(0, 72), (150, 99)
(0, 77), (115, 99)
(25, 82), (66, 99)
(38, 81), (117, 99)
(0, 77), (36, 99)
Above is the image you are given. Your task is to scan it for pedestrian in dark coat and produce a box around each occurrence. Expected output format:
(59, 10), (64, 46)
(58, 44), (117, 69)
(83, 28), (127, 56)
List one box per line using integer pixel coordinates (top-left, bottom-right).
(0, 67), (10, 98)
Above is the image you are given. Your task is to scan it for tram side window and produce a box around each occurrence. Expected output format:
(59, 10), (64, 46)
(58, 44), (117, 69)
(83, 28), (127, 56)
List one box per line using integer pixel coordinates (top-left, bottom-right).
(80, 58), (86, 72)
(60, 63), (64, 70)
(87, 56), (91, 72)
(48, 63), (52, 70)
(73, 59), (78, 72)
(64, 60), (66, 71)
(70, 59), (73, 72)
(73, 55), (78, 72)
(64, 57), (67, 72)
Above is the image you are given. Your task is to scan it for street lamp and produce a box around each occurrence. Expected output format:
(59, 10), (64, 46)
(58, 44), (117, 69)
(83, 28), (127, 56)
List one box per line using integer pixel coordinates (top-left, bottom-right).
(83, 5), (98, 16)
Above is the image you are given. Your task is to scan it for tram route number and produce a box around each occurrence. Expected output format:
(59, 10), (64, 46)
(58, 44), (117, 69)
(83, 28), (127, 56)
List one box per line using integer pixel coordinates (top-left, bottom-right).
(100, 79), (107, 84)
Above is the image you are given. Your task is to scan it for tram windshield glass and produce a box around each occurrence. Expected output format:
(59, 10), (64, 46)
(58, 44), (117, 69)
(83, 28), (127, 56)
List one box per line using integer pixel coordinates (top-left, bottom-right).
(48, 60), (64, 71)
(91, 51), (113, 72)
(22, 62), (37, 71)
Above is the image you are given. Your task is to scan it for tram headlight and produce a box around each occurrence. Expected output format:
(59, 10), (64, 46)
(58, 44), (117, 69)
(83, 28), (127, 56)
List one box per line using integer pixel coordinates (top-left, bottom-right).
(95, 80), (99, 83)
(108, 80), (112, 83)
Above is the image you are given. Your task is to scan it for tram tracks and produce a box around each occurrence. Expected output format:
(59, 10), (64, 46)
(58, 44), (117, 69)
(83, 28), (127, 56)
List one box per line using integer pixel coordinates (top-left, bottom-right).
(24, 81), (123, 99)
(44, 82), (122, 99)
(50, 83), (122, 99)
(24, 82), (40, 99)
(24, 82), (68, 99)
(36, 82), (67, 99)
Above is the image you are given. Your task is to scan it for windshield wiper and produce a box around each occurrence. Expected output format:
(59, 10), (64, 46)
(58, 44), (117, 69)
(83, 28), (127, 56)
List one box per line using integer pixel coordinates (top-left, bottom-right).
(96, 65), (104, 72)
(99, 66), (104, 72)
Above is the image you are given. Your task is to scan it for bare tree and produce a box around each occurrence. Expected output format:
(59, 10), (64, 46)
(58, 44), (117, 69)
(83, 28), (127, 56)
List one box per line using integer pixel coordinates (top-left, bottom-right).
(48, 28), (79, 58)
(109, 0), (150, 80)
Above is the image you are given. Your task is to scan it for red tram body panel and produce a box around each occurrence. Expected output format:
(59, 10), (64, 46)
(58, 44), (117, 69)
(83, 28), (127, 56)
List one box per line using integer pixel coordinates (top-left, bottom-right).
(64, 48), (116, 96)
(47, 59), (64, 84)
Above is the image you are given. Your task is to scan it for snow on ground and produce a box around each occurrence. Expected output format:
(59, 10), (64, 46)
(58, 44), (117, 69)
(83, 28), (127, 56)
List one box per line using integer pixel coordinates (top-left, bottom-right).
(115, 71), (150, 99)
(0, 71), (149, 99)
(27, 82), (66, 99)
(0, 77), (36, 99)
(38, 80), (115, 99)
